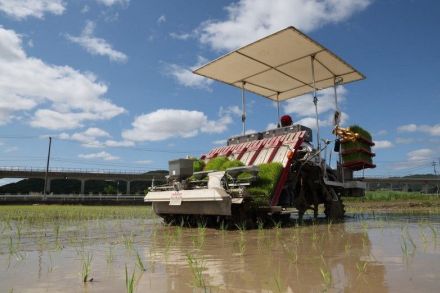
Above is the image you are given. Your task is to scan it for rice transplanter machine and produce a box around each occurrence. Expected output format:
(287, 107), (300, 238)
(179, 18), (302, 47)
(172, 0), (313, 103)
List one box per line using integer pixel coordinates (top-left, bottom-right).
(145, 27), (375, 225)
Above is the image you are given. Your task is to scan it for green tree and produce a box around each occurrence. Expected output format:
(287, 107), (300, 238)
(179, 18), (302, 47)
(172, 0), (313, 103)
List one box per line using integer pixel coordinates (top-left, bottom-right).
(104, 185), (117, 194)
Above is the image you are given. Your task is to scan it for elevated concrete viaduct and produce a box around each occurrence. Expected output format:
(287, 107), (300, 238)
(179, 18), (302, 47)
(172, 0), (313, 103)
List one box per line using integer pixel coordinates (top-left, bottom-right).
(0, 167), (166, 195)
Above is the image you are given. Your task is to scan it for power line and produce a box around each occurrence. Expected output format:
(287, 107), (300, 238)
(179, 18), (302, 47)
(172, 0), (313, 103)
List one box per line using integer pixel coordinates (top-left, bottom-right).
(0, 135), (41, 139)
(60, 140), (206, 154)
(0, 135), (207, 154)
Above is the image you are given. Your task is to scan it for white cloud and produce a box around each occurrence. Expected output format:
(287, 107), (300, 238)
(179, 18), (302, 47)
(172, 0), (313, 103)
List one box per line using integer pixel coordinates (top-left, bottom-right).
(95, 0), (129, 6)
(281, 87), (349, 129)
(397, 123), (440, 136)
(58, 127), (109, 147)
(392, 148), (435, 170)
(397, 124), (417, 132)
(395, 137), (414, 145)
(283, 87), (346, 118)
(376, 129), (388, 136)
(81, 5), (89, 14)
(103, 139), (134, 147)
(0, 27), (125, 129)
(81, 127), (110, 138)
(266, 122), (278, 130)
(407, 148), (434, 162)
(58, 128), (134, 148)
(164, 56), (213, 90)
(197, 0), (371, 51)
(169, 32), (192, 40)
(295, 117), (327, 129)
(373, 140), (393, 150)
(66, 21), (128, 63)
(4, 146), (18, 153)
(78, 151), (119, 161)
(122, 108), (233, 142)
(212, 139), (227, 145)
(0, 0), (65, 20)
(219, 105), (242, 117)
(157, 15), (166, 24)
(135, 160), (153, 164)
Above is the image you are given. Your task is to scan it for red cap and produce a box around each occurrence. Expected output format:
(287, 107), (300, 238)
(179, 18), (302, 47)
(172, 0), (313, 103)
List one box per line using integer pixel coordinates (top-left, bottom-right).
(280, 115), (293, 127)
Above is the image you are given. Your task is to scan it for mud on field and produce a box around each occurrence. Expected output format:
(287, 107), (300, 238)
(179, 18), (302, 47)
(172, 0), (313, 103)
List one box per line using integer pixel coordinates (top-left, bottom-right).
(1, 208), (439, 292)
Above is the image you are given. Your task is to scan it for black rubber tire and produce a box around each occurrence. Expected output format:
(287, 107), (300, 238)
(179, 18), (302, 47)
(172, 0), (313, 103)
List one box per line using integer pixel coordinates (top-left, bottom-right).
(324, 189), (345, 220)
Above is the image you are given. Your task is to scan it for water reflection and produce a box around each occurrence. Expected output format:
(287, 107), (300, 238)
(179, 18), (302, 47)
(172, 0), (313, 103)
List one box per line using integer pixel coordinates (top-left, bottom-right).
(0, 214), (439, 292)
(148, 220), (388, 292)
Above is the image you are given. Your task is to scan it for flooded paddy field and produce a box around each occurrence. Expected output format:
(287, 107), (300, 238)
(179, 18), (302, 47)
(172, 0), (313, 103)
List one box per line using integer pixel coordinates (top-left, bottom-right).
(0, 205), (439, 292)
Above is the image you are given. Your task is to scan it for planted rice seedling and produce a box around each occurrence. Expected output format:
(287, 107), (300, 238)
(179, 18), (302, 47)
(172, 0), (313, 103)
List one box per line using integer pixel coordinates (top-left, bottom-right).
(356, 261), (368, 274)
(123, 233), (135, 252)
(236, 238), (246, 256)
(235, 221), (246, 235)
(256, 218), (265, 231)
(47, 252), (54, 273)
(125, 265), (136, 293)
(191, 234), (205, 250)
(273, 220), (282, 238)
(81, 251), (93, 283)
(219, 220), (228, 231)
(106, 245), (114, 264)
(282, 243), (298, 264)
(186, 253), (206, 289)
(327, 220), (333, 233)
(135, 249), (147, 272)
(320, 267), (332, 290)
(197, 219), (207, 236)
(273, 268), (283, 293)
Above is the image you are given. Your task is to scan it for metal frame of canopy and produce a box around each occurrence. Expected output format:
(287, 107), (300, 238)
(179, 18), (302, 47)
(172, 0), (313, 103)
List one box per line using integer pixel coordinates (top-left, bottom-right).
(193, 26), (365, 156)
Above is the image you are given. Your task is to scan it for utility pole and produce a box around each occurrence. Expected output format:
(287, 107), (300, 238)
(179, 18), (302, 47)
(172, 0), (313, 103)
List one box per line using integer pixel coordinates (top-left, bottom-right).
(435, 157), (440, 196)
(43, 137), (52, 199)
(433, 161), (439, 196)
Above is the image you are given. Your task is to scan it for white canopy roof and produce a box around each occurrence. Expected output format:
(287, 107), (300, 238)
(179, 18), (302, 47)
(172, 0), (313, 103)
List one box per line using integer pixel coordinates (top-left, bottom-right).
(193, 27), (365, 101)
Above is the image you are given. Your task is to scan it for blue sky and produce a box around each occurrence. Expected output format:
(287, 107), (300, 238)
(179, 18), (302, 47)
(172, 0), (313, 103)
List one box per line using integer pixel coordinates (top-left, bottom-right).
(0, 0), (439, 179)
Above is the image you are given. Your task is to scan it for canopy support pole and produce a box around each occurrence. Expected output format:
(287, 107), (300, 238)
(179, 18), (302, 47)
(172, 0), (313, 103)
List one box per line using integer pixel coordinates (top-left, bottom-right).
(333, 78), (340, 115)
(276, 92), (280, 127)
(311, 56), (322, 166)
(241, 81), (246, 135)
(333, 77), (344, 182)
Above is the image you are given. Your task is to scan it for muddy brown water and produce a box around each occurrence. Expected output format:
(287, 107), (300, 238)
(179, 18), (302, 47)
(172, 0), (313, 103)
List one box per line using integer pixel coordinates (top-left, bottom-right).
(1, 212), (439, 292)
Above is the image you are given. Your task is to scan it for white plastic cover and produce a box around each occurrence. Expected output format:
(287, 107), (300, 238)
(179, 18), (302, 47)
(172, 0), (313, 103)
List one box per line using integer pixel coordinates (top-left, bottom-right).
(194, 27), (364, 101)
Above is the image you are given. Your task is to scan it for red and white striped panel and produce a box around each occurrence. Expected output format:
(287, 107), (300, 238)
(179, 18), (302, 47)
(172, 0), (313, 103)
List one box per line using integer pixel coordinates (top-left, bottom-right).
(203, 131), (306, 168)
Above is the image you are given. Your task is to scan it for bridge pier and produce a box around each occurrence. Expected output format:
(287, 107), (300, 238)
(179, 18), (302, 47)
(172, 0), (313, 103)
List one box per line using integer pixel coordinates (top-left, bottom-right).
(402, 183), (409, 192)
(80, 179), (86, 194)
(45, 178), (52, 194)
(126, 181), (131, 195)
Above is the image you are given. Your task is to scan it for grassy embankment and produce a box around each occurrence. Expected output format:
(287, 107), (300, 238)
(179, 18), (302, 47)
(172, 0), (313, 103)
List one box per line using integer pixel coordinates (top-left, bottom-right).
(0, 191), (439, 221)
(344, 190), (440, 212)
(0, 205), (153, 222)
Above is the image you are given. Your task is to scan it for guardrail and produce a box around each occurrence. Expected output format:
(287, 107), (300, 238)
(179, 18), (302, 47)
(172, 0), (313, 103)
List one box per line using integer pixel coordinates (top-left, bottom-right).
(0, 166), (153, 175)
(0, 194), (146, 204)
(355, 176), (440, 180)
